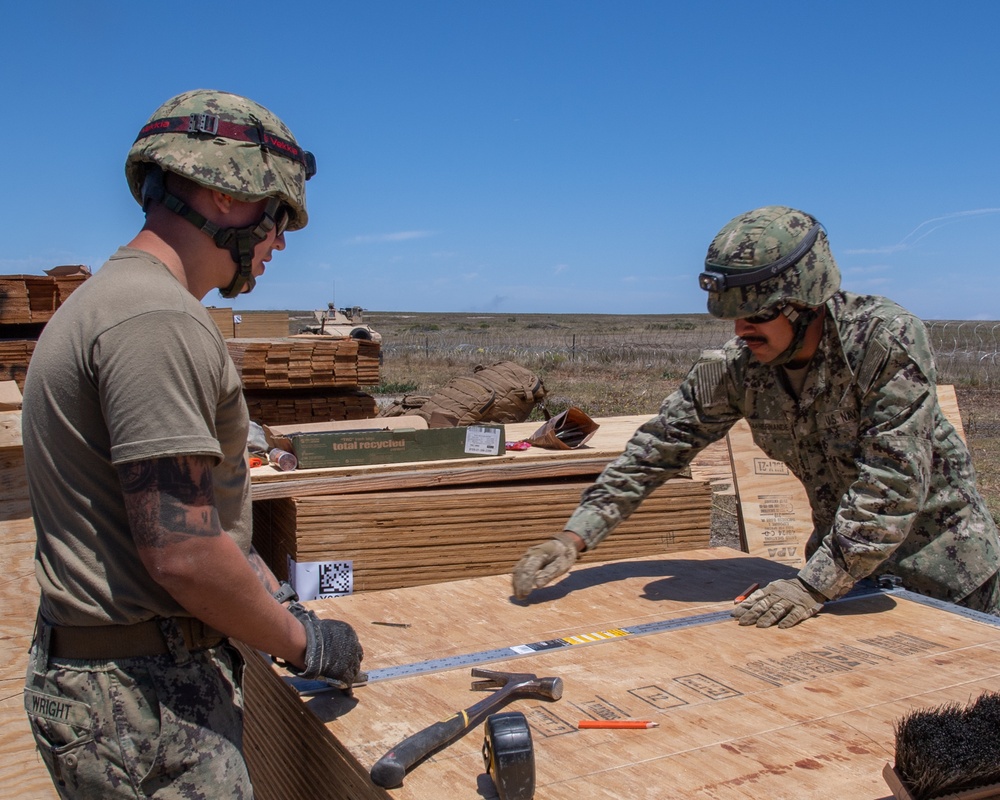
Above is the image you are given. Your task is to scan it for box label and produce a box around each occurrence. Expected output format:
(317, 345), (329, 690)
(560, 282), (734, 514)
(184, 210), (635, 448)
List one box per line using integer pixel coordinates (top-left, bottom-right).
(465, 425), (502, 455)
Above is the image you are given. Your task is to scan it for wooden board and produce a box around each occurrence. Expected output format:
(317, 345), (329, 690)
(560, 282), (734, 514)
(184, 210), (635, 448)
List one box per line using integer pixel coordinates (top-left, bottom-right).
(240, 547), (1000, 800)
(730, 385), (967, 568)
(249, 415), (734, 501)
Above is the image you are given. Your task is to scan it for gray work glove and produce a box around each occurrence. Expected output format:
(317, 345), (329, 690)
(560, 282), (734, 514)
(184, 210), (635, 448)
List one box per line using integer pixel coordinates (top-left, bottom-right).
(286, 602), (365, 685)
(512, 533), (580, 599)
(731, 578), (825, 629)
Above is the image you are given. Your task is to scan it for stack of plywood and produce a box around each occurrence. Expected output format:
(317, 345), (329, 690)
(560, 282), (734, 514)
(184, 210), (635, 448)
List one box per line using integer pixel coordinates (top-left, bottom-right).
(0, 273), (87, 324)
(0, 412), (57, 799)
(248, 417), (722, 597)
(252, 476), (712, 592)
(238, 549), (1000, 800)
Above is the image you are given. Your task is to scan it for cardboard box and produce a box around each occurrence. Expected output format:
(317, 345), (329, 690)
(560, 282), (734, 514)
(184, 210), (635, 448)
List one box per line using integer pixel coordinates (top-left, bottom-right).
(265, 417), (505, 469)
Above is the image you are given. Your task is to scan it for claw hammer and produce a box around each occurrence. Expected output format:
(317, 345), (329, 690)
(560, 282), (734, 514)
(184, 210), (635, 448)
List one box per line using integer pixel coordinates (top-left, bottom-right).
(370, 667), (563, 789)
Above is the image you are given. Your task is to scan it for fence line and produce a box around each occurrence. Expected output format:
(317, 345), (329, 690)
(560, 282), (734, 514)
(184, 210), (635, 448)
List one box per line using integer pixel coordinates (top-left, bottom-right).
(377, 319), (1000, 387)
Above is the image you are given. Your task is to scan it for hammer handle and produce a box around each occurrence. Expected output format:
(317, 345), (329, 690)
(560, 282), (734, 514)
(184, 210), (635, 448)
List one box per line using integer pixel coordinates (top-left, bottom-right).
(370, 711), (470, 788)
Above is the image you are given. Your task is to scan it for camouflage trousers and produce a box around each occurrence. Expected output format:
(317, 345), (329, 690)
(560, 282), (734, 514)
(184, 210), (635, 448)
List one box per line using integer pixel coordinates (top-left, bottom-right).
(23, 620), (252, 799)
(962, 569), (1000, 616)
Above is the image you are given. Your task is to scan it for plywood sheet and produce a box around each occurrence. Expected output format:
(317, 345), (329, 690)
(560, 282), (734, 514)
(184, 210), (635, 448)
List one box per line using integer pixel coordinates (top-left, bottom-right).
(730, 385), (967, 568)
(0, 441), (53, 799)
(241, 548), (1000, 800)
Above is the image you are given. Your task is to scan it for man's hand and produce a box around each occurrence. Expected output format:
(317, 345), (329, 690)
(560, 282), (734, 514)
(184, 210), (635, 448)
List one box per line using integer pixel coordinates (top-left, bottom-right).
(512, 532), (580, 599)
(287, 602), (364, 685)
(731, 578), (825, 629)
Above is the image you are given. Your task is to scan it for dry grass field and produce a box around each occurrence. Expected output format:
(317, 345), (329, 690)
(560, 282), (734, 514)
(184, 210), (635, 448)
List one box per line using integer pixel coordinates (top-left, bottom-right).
(288, 309), (1000, 523)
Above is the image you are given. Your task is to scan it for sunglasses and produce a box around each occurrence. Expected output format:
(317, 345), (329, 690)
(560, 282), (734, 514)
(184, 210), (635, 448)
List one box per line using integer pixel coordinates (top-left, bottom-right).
(255, 198), (293, 239)
(743, 306), (785, 325)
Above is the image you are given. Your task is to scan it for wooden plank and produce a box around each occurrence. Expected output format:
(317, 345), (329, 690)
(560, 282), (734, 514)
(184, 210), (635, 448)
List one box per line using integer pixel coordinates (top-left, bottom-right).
(0, 441), (53, 800)
(730, 385), (967, 568)
(0, 411), (22, 450)
(240, 548), (1000, 800)
(250, 415), (734, 501)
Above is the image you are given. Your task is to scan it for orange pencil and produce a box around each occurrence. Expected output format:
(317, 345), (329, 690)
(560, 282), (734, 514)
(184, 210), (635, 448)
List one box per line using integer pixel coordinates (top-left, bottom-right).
(734, 582), (760, 603)
(578, 720), (658, 729)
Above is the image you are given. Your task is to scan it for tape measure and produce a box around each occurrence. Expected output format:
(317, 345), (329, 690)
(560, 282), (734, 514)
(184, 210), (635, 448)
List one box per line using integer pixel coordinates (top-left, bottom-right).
(483, 711), (534, 800)
(293, 582), (926, 696)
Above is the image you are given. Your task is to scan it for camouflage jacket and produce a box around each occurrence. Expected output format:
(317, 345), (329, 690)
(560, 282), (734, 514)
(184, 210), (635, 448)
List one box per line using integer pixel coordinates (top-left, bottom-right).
(565, 291), (1000, 603)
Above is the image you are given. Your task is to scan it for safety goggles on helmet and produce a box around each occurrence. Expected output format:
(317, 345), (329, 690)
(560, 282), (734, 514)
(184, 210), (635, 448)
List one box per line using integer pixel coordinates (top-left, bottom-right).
(698, 223), (824, 294)
(743, 305), (785, 325)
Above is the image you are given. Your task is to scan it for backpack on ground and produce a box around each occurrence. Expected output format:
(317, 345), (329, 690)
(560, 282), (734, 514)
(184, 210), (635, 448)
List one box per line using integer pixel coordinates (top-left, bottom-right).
(378, 361), (547, 428)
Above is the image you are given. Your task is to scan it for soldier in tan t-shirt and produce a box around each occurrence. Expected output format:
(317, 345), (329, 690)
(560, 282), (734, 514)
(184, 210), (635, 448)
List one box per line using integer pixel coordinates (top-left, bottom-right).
(22, 90), (365, 799)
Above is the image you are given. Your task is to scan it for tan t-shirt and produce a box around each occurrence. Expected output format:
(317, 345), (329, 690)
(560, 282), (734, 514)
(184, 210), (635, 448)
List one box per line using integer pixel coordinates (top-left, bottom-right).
(22, 248), (251, 626)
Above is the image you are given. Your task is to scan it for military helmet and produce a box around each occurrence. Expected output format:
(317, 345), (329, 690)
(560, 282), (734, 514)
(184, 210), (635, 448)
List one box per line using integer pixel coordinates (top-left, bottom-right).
(125, 89), (315, 230)
(699, 206), (840, 319)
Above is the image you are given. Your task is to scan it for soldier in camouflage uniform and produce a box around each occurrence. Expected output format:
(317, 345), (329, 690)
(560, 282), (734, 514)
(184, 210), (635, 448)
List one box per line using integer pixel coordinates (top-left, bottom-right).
(22, 90), (365, 799)
(513, 205), (1000, 628)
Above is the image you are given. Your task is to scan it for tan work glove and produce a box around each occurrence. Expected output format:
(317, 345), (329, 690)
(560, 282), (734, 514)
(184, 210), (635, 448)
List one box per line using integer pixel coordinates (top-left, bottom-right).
(731, 578), (825, 629)
(512, 532), (580, 599)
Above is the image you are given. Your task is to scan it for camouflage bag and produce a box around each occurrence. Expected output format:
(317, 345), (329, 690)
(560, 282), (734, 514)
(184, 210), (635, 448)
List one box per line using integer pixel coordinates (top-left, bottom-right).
(378, 361), (547, 428)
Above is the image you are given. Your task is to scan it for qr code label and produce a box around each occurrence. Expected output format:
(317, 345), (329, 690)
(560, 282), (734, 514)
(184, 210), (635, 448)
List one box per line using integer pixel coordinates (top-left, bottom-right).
(287, 557), (354, 600)
(318, 561), (353, 598)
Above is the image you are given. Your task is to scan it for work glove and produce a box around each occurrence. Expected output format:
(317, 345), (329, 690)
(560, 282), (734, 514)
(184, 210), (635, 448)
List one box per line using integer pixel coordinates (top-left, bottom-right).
(731, 578), (825, 629)
(512, 533), (579, 599)
(286, 602), (365, 685)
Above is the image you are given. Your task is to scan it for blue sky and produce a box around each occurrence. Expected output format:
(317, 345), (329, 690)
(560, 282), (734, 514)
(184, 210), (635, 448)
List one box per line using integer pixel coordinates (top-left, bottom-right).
(3, 1), (998, 319)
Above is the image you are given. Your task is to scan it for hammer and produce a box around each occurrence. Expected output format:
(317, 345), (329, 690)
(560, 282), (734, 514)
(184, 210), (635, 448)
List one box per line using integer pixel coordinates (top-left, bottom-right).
(370, 667), (563, 789)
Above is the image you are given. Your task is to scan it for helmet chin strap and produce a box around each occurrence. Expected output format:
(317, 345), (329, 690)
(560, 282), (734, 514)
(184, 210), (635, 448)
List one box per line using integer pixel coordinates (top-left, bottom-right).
(142, 169), (279, 298)
(769, 305), (823, 368)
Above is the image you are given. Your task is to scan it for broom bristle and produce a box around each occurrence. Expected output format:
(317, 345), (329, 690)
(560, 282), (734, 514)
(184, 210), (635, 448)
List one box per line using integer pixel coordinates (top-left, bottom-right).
(894, 691), (1000, 800)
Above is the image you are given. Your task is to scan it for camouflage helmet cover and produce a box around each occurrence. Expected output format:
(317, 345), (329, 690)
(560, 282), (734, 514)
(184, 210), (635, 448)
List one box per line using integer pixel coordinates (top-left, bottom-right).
(701, 205), (840, 319)
(125, 89), (312, 230)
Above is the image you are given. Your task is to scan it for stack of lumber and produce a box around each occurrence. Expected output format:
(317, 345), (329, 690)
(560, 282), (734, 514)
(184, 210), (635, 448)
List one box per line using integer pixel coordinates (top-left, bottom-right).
(0, 272), (87, 324)
(228, 338), (381, 389)
(252, 476), (712, 592)
(0, 340), (35, 390)
(233, 310), (290, 338)
(226, 336), (380, 426)
(243, 388), (377, 426)
(0, 412), (57, 799)
(0, 271), (89, 391)
(238, 549), (1000, 800)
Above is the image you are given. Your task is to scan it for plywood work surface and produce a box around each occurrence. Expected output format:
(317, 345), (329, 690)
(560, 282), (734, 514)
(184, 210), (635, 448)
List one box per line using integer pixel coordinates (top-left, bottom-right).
(245, 548), (1000, 800)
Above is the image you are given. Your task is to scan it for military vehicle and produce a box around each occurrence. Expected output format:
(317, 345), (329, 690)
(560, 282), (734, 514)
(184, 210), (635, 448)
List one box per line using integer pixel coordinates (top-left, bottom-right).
(293, 303), (382, 342)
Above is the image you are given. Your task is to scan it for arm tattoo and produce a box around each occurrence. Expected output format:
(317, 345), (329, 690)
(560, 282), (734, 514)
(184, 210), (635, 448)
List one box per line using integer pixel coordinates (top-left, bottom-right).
(119, 455), (223, 549)
(248, 547), (281, 594)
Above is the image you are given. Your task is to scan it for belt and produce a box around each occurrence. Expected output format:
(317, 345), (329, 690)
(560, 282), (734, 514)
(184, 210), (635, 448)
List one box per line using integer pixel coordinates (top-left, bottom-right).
(49, 617), (226, 659)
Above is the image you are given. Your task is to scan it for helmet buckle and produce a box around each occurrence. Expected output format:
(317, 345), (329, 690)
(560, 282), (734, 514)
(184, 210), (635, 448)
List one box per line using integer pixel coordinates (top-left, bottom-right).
(188, 113), (220, 136)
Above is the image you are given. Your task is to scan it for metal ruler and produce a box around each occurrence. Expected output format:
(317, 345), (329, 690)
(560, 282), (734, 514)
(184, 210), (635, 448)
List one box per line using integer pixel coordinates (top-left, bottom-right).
(291, 582), (999, 695)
